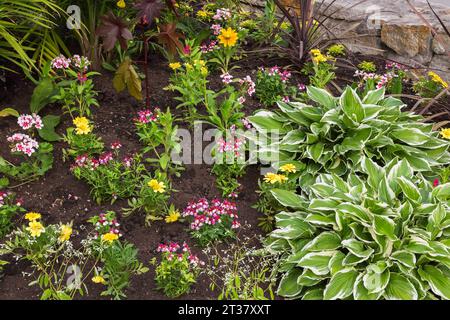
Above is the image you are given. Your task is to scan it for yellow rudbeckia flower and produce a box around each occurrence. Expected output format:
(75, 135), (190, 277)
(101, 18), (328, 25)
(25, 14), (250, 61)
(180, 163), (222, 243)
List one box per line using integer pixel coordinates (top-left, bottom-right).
(218, 27), (238, 47)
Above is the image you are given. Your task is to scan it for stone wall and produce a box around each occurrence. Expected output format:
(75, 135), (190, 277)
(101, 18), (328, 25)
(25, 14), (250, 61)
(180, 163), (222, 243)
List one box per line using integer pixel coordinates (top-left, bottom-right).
(241, 0), (450, 81)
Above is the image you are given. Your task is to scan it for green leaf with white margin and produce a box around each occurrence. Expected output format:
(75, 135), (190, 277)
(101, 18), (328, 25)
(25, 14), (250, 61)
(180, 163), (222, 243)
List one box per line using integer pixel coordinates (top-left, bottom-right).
(363, 269), (390, 294)
(360, 157), (384, 190)
(297, 251), (336, 275)
(396, 176), (422, 202)
(302, 288), (324, 300)
(378, 177), (395, 205)
(339, 87), (365, 123)
(305, 213), (337, 228)
(277, 268), (303, 298)
(354, 274), (383, 300)
(297, 269), (324, 286)
(391, 127), (432, 146)
(390, 250), (416, 268)
(384, 273), (418, 300)
(418, 265), (450, 300)
(307, 142), (324, 162)
(362, 87), (385, 105)
(307, 86), (336, 109)
(270, 189), (305, 209)
(429, 203), (447, 228)
(373, 215), (396, 240)
(323, 269), (359, 300)
(328, 251), (346, 275)
(309, 198), (339, 211)
(405, 236), (433, 254)
(342, 239), (374, 258)
(432, 183), (450, 201)
(337, 203), (372, 225)
(248, 110), (288, 133)
(305, 232), (341, 251)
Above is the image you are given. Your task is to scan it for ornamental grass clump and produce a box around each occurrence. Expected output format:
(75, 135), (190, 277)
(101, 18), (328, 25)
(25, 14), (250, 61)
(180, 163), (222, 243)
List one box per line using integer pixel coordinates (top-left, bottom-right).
(267, 159), (450, 300)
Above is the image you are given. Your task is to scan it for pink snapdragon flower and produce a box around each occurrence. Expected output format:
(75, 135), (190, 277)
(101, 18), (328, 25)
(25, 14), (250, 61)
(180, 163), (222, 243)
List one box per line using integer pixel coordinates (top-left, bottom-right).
(17, 114), (43, 130)
(213, 8), (231, 21)
(7, 133), (39, 156)
(210, 24), (222, 35)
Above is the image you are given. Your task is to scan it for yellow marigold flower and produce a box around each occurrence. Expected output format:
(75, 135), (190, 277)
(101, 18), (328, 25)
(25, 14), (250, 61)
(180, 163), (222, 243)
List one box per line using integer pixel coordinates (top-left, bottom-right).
(429, 71), (448, 89)
(92, 275), (106, 284)
(264, 173), (288, 184)
(280, 163), (297, 173)
(200, 66), (208, 76)
(440, 128), (450, 140)
(26, 221), (45, 238)
(116, 0), (125, 8)
(169, 62), (181, 70)
(196, 10), (209, 19)
(59, 224), (72, 242)
(184, 63), (193, 70)
(102, 232), (119, 243)
(218, 27), (238, 47)
(311, 49), (328, 64)
(165, 210), (181, 223)
(148, 179), (166, 193)
(25, 212), (41, 221)
(73, 117), (92, 135)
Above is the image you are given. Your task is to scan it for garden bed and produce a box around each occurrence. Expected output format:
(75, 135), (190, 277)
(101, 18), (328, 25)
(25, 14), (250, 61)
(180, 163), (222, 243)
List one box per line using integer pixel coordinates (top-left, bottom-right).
(1, 0), (450, 301)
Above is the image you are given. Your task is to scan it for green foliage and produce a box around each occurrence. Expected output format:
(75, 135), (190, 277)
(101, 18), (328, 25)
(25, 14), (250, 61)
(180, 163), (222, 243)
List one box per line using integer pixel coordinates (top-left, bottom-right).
(211, 163), (246, 197)
(72, 153), (146, 204)
(0, 0), (69, 74)
(153, 247), (201, 298)
(113, 57), (142, 101)
(248, 86), (450, 190)
(255, 67), (297, 107)
(413, 71), (449, 99)
(358, 61), (377, 73)
(0, 142), (54, 183)
(62, 127), (104, 160)
(267, 160), (450, 300)
(99, 241), (148, 300)
(123, 174), (171, 225)
(136, 108), (184, 176)
(327, 44), (346, 57)
(0, 193), (25, 238)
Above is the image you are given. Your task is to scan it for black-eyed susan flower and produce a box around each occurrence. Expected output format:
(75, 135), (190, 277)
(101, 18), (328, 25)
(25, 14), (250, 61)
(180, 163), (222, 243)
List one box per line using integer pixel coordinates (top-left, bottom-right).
(218, 27), (238, 47)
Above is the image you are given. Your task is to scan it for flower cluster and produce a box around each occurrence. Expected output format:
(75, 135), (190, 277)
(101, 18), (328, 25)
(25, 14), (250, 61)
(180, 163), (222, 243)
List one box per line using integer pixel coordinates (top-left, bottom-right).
(135, 108), (159, 124)
(7, 133), (39, 156)
(263, 172), (288, 184)
(311, 49), (329, 64)
(17, 114), (43, 130)
(428, 71), (448, 89)
(238, 75), (256, 96)
(200, 40), (218, 53)
(264, 66), (292, 83)
(216, 136), (244, 156)
(24, 212), (45, 238)
(213, 8), (231, 21)
(156, 242), (204, 267)
(0, 191), (17, 207)
(182, 198), (240, 231)
(211, 24), (222, 35)
(89, 211), (122, 243)
(72, 150), (132, 171)
(51, 54), (90, 71)
(354, 70), (397, 89)
(220, 72), (233, 84)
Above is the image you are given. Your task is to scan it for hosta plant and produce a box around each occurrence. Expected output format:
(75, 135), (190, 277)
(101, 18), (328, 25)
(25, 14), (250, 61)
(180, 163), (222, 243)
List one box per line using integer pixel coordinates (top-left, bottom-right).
(267, 159), (450, 300)
(248, 86), (450, 189)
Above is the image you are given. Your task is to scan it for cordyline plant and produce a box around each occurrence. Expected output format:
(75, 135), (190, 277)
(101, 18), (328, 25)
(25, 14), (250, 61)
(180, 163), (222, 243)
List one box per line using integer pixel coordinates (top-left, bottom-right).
(265, 159), (450, 300)
(96, 0), (182, 106)
(248, 86), (450, 189)
(271, 0), (369, 65)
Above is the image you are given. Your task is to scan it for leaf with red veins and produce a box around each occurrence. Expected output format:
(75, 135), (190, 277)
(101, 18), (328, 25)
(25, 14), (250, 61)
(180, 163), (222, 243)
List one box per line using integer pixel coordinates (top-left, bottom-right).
(157, 23), (185, 56)
(134, 0), (164, 25)
(96, 12), (133, 51)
